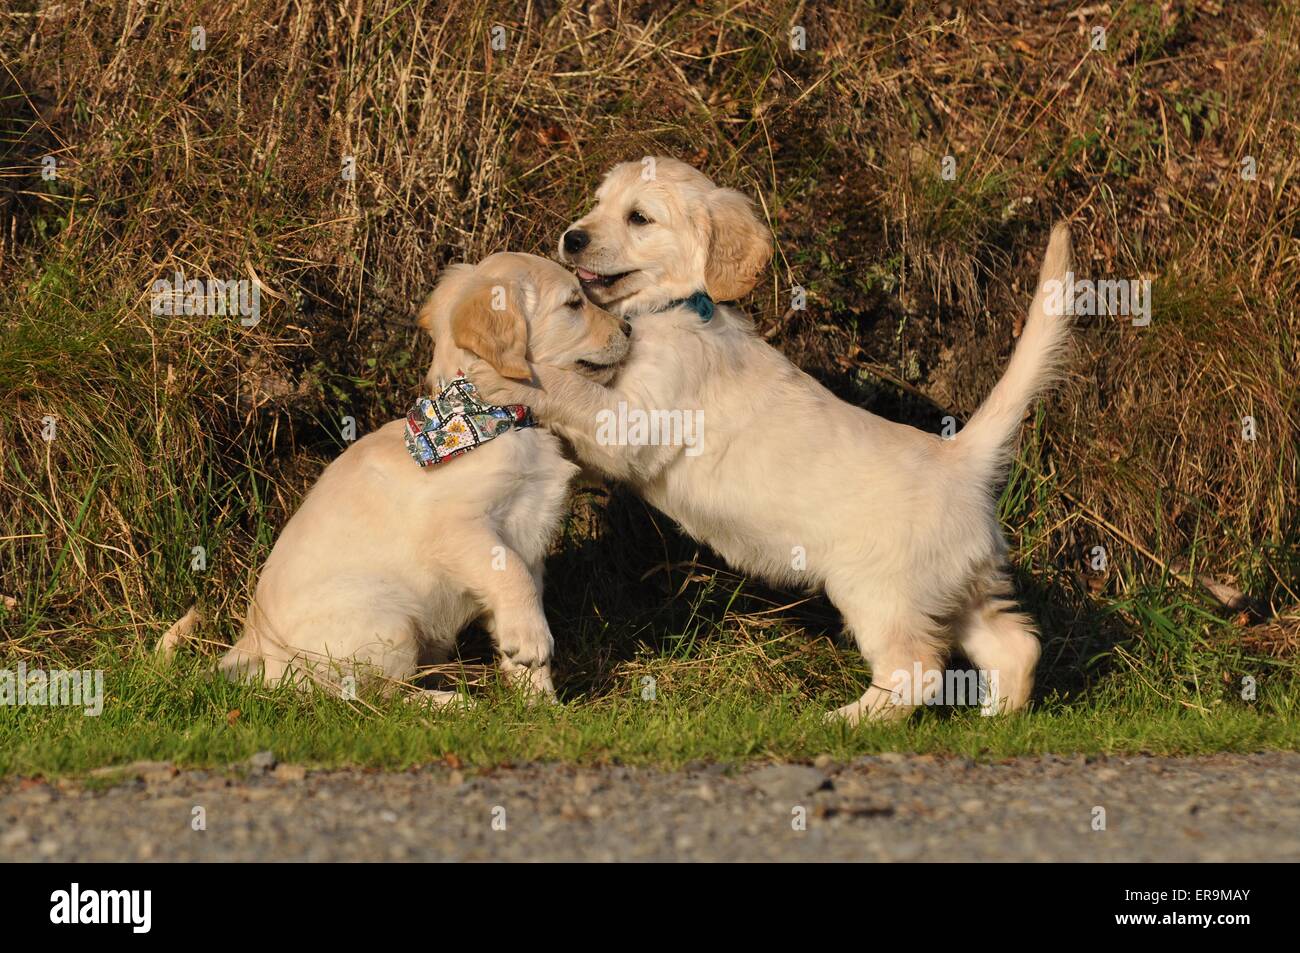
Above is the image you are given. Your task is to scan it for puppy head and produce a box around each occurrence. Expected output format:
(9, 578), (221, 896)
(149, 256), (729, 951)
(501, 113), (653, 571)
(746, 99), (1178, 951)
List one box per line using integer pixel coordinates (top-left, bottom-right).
(558, 157), (772, 316)
(419, 252), (631, 388)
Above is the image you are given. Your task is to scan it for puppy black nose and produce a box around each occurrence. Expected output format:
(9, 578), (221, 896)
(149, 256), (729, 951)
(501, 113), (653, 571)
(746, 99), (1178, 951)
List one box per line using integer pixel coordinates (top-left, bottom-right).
(563, 229), (589, 254)
(619, 320), (632, 338)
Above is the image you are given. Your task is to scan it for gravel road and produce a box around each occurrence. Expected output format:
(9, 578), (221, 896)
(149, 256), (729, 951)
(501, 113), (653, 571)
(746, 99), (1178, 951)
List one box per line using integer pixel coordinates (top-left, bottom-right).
(3, 752), (1297, 862)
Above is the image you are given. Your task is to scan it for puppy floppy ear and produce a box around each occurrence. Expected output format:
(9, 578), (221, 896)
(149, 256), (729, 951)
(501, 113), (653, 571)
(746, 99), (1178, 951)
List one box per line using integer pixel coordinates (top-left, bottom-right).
(703, 187), (773, 301)
(416, 292), (438, 335)
(415, 291), (439, 369)
(450, 277), (532, 381)
(417, 262), (476, 352)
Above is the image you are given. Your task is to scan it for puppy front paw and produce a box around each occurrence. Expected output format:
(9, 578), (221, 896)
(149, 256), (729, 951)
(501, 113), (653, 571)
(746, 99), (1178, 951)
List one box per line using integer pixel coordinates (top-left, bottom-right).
(500, 658), (557, 703)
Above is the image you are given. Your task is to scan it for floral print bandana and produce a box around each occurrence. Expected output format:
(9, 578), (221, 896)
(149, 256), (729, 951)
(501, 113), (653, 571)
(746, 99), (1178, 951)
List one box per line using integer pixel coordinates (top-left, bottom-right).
(403, 374), (535, 467)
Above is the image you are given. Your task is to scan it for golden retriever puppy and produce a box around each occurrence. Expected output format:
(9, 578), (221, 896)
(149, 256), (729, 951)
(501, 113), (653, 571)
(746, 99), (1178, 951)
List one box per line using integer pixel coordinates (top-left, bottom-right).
(469, 158), (1072, 723)
(214, 253), (630, 701)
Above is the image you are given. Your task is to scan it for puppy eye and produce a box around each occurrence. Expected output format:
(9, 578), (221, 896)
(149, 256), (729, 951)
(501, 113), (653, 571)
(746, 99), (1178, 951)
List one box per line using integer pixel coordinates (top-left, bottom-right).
(627, 210), (650, 226)
(566, 297), (583, 309)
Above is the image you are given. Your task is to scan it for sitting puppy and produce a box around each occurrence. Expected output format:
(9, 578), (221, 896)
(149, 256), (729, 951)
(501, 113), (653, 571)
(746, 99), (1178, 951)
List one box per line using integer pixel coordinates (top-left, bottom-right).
(215, 253), (630, 701)
(469, 158), (1072, 723)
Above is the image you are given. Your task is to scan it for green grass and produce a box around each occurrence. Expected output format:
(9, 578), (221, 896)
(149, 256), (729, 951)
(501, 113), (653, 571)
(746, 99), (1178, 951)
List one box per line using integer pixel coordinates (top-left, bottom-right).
(1, 651), (1295, 779)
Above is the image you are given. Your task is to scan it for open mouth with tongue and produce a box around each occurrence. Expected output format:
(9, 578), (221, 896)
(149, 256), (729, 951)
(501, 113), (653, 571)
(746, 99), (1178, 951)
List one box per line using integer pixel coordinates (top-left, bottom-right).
(576, 267), (633, 288)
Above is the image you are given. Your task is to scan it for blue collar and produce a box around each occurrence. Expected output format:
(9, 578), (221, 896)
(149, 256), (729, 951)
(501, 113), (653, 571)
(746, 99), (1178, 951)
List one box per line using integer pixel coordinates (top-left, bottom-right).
(656, 290), (715, 322)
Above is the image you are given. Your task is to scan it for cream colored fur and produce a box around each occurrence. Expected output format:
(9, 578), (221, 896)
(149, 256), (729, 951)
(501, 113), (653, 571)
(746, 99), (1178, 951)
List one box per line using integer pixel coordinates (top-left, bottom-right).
(185, 253), (630, 702)
(471, 158), (1073, 723)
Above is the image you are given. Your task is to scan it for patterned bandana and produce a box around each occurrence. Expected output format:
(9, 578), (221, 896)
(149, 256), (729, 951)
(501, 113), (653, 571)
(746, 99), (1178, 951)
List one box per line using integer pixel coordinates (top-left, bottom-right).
(403, 374), (535, 467)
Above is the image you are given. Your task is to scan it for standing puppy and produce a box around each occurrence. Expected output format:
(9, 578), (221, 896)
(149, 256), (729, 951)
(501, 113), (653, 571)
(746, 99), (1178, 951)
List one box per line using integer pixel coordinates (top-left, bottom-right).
(215, 253), (630, 701)
(470, 158), (1072, 723)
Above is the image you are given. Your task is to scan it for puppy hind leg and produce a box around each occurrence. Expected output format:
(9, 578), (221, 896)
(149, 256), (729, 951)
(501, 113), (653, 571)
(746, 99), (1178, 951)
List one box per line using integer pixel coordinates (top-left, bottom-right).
(948, 568), (1041, 714)
(955, 594), (1041, 715)
(283, 607), (423, 698)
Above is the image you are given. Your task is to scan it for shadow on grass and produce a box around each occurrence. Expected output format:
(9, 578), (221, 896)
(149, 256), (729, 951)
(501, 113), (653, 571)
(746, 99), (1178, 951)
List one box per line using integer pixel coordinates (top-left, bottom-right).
(530, 476), (1136, 712)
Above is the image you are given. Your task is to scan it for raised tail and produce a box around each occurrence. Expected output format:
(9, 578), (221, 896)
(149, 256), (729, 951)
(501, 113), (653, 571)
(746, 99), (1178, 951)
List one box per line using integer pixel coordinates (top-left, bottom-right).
(953, 223), (1073, 478)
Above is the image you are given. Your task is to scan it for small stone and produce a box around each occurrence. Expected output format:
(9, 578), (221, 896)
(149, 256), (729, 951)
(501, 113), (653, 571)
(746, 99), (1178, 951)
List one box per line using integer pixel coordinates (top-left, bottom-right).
(813, 754), (834, 770)
(0, 825), (31, 850)
(959, 799), (986, 815)
(247, 750), (277, 772)
(273, 764), (307, 782)
(748, 764), (827, 802)
(378, 810), (398, 823)
(832, 776), (872, 799)
(90, 760), (175, 783)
